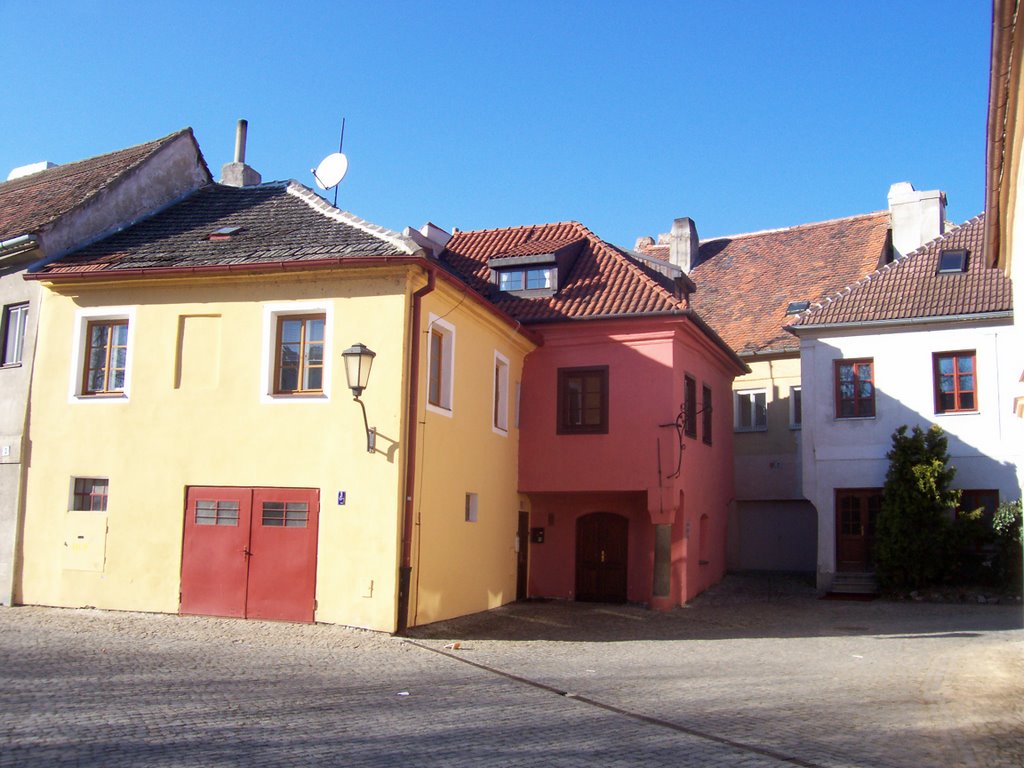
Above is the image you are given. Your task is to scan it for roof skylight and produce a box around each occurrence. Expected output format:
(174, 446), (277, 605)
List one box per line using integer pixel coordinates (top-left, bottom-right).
(937, 249), (968, 273)
(786, 300), (810, 315)
(208, 226), (242, 241)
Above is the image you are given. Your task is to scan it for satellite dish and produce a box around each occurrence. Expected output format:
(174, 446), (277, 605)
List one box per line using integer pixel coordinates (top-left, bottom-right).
(312, 152), (348, 190)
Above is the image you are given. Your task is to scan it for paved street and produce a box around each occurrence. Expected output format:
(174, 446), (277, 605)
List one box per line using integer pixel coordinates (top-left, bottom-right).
(1, 576), (1021, 767)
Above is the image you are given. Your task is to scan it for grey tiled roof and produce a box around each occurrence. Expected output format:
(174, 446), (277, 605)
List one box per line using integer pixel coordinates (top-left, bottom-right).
(40, 181), (417, 275)
(792, 213), (1012, 328)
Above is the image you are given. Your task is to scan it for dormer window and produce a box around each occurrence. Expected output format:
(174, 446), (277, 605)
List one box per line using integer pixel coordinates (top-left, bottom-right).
(208, 226), (242, 241)
(498, 266), (556, 291)
(937, 249), (968, 273)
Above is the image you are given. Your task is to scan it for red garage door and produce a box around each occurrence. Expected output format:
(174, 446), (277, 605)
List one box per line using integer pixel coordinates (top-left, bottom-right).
(180, 486), (319, 623)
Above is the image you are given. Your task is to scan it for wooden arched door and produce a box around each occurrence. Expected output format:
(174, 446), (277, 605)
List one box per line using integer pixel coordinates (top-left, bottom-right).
(575, 512), (628, 603)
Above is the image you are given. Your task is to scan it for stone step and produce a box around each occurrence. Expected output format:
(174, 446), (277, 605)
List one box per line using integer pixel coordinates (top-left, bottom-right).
(831, 572), (879, 594)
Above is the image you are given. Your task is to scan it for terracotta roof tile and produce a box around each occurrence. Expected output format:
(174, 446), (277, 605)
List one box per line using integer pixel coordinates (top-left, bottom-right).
(440, 221), (686, 322)
(637, 212), (891, 355)
(38, 181), (416, 276)
(793, 214), (1011, 327)
(0, 130), (198, 241)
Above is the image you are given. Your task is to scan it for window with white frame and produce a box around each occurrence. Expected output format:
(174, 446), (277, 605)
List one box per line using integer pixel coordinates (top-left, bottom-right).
(789, 386), (802, 428)
(2, 303), (28, 366)
(426, 315), (455, 415)
(260, 302), (332, 402)
(70, 308), (135, 400)
(734, 389), (767, 431)
(493, 351), (509, 433)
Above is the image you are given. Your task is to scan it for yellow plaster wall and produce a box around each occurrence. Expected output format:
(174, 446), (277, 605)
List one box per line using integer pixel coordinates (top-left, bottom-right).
(20, 268), (414, 632)
(408, 284), (535, 626)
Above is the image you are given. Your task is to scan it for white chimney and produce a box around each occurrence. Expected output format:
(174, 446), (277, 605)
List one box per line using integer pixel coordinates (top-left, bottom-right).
(7, 161), (58, 181)
(402, 222), (451, 258)
(887, 182), (945, 259)
(669, 217), (699, 273)
(220, 119), (262, 187)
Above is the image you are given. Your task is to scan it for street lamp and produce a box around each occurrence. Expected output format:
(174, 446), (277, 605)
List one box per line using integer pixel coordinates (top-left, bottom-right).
(342, 343), (376, 452)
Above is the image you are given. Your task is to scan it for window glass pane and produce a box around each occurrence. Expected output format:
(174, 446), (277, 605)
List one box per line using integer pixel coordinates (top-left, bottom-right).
(754, 392), (767, 426)
(307, 318), (325, 342)
(526, 267), (554, 289)
(280, 319), (302, 343)
(959, 392), (975, 410)
(3, 304), (27, 365)
(499, 271), (523, 290)
(278, 367), (298, 392)
(937, 356), (953, 375)
(738, 394), (752, 428)
(112, 323), (128, 346)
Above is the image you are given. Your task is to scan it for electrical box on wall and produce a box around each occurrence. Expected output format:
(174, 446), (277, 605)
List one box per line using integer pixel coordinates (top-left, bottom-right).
(530, 527), (545, 544)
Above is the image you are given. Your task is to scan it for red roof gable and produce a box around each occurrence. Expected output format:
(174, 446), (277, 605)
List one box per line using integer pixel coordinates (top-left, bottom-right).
(792, 213), (1011, 328)
(441, 221), (687, 322)
(637, 212), (891, 355)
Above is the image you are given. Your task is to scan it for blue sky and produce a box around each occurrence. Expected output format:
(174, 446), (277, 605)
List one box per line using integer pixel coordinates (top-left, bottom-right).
(1, 1), (991, 248)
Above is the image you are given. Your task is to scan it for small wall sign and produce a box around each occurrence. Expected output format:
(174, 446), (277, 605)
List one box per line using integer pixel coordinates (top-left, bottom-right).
(337, 491), (346, 506)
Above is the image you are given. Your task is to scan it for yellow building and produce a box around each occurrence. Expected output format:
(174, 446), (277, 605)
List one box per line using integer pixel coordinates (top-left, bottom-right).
(19, 179), (535, 632)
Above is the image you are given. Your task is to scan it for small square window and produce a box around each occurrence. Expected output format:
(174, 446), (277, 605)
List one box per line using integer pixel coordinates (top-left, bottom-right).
(937, 249), (968, 273)
(72, 478), (108, 511)
(2, 303), (28, 366)
(557, 366), (609, 434)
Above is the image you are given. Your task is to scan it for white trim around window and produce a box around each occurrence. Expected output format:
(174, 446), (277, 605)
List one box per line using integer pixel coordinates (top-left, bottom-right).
(493, 350), (510, 435)
(68, 306), (136, 403)
(259, 301), (333, 404)
(789, 385), (802, 429)
(733, 388), (768, 432)
(425, 314), (455, 417)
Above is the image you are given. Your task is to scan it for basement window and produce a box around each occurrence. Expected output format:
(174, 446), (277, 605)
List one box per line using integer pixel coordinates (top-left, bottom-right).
(937, 249), (968, 273)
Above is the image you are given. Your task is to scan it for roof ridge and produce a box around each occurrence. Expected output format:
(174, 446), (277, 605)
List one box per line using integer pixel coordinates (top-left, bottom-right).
(795, 213), (987, 322)
(699, 210), (889, 244)
(284, 181), (420, 255)
(452, 220), (586, 237)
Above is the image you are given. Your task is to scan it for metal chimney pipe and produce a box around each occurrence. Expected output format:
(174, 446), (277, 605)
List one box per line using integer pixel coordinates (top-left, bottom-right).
(234, 119), (248, 164)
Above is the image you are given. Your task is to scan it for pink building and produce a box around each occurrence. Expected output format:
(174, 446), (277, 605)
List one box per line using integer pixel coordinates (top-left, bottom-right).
(437, 222), (747, 608)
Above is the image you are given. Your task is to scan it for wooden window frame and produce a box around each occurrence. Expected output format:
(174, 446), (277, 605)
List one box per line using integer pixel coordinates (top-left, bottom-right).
(933, 351), (977, 414)
(557, 366), (609, 435)
(425, 317), (455, 414)
(72, 477), (109, 512)
(273, 313), (326, 395)
(684, 375), (697, 439)
(82, 319), (129, 396)
(1, 302), (28, 367)
(834, 358), (875, 419)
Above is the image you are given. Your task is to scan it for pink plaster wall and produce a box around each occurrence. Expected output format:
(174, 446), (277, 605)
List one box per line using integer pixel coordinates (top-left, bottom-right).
(520, 317), (739, 606)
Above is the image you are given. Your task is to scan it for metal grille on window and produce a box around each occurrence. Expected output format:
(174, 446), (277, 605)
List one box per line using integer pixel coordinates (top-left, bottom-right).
(195, 500), (239, 526)
(262, 501), (309, 527)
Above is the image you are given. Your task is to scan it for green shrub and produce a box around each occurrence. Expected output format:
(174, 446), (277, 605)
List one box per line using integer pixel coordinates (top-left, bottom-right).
(875, 425), (959, 590)
(992, 499), (1022, 590)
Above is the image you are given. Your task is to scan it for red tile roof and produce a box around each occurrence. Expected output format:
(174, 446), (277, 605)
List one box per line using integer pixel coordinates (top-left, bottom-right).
(791, 214), (1011, 328)
(636, 212), (891, 355)
(440, 221), (687, 322)
(0, 129), (201, 241)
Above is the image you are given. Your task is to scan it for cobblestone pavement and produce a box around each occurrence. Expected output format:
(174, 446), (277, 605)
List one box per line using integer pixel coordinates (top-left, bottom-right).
(2, 575), (1021, 767)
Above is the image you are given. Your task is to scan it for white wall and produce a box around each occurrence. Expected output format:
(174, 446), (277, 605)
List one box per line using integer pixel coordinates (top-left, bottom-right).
(800, 318), (1023, 588)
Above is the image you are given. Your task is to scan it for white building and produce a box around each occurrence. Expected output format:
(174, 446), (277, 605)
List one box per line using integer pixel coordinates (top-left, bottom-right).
(790, 214), (1021, 591)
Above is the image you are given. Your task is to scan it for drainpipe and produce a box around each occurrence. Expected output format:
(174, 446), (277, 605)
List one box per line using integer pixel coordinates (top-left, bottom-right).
(396, 266), (435, 633)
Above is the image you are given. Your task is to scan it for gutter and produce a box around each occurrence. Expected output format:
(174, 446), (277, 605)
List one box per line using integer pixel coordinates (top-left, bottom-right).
(786, 310), (1014, 336)
(396, 268), (435, 634)
(0, 234), (39, 262)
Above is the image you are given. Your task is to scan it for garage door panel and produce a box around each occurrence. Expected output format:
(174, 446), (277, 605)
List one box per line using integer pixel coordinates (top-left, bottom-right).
(248, 488), (319, 622)
(180, 487), (251, 618)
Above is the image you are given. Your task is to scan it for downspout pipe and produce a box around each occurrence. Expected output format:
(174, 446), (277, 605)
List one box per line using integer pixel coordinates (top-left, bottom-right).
(396, 266), (435, 633)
